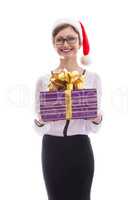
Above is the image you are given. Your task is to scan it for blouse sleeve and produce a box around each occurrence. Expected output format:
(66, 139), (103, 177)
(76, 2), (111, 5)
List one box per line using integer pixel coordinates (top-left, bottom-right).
(85, 73), (103, 133)
(33, 75), (51, 136)
(35, 77), (43, 115)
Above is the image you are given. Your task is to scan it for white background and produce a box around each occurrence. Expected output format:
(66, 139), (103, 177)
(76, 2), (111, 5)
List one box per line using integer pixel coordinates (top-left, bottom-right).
(0, 0), (132, 199)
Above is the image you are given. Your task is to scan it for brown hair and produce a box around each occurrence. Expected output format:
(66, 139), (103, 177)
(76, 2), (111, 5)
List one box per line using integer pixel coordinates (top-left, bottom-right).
(52, 23), (81, 45)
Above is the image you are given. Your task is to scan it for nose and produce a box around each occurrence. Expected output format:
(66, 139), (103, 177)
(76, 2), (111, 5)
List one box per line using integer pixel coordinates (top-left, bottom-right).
(63, 40), (69, 46)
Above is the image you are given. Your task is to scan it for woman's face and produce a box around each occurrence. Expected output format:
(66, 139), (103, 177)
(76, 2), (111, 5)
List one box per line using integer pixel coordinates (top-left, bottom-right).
(53, 26), (81, 59)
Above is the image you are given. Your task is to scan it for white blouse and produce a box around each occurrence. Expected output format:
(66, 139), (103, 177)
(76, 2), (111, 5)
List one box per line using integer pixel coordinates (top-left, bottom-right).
(33, 69), (103, 136)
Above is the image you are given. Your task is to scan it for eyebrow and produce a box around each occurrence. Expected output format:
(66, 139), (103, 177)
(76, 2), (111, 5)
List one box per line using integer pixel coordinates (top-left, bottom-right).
(56, 35), (77, 38)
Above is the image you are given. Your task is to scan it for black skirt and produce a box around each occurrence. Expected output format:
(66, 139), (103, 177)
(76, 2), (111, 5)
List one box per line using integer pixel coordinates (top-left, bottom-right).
(41, 134), (95, 200)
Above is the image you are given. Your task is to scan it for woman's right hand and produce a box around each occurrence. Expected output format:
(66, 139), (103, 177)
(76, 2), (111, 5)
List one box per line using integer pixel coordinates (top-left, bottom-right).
(34, 119), (45, 127)
(34, 114), (45, 127)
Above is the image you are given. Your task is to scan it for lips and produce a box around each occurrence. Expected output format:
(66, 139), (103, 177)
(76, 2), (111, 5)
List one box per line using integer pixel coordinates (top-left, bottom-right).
(60, 48), (73, 53)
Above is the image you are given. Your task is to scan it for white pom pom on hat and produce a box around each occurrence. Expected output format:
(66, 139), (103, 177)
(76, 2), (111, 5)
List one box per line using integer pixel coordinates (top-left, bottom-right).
(52, 18), (90, 65)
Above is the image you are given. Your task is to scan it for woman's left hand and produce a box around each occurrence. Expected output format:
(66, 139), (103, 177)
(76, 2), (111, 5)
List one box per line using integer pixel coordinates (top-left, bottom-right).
(89, 113), (102, 124)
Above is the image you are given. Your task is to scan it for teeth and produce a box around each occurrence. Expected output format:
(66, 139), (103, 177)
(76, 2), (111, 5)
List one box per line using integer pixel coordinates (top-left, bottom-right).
(61, 49), (72, 52)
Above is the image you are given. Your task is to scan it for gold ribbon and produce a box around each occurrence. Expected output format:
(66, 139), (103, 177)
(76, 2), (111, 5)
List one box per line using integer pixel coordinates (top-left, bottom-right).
(48, 69), (85, 119)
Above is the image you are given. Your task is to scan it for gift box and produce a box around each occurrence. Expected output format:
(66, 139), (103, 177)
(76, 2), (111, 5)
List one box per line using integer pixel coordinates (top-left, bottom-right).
(40, 88), (97, 122)
(39, 69), (97, 122)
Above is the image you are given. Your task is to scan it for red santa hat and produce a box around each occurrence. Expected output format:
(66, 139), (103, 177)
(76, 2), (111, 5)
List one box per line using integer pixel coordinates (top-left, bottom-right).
(52, 19), (90, 65)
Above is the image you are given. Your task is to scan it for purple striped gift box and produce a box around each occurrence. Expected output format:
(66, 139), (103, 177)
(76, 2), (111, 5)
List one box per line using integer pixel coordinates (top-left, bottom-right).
(40, 89), (97, 122)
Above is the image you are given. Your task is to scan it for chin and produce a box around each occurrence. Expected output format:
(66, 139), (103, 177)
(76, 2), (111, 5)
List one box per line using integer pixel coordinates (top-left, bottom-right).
(59, 53), (76, 60)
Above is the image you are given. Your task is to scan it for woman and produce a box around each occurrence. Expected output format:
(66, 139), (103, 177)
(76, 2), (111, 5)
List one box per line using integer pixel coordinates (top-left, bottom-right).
(34, 19), (103, 200)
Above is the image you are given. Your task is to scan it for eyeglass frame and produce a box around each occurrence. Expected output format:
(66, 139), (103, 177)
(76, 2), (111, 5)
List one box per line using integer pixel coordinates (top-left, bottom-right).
(54, 35), (79, 45)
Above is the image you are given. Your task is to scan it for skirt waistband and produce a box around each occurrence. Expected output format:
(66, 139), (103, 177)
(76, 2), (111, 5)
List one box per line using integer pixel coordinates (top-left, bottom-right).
(43, 134), (89, 139)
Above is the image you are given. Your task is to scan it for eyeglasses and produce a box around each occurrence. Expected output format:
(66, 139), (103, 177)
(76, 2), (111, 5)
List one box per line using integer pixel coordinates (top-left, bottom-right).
(55, 36), (78, 45)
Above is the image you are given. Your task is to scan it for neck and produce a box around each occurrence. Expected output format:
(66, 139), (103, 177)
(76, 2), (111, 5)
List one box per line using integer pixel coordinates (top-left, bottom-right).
(58, 56), (81, 71)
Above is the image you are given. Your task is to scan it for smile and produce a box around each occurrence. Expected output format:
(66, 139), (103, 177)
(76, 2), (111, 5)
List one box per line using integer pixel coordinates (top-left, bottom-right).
(60, 48), (73, 53)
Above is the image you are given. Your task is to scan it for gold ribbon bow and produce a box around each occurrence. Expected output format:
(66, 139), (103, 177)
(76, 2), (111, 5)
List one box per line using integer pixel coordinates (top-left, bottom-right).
(48, 69), (85, 91)
(48, 69), (85, 119)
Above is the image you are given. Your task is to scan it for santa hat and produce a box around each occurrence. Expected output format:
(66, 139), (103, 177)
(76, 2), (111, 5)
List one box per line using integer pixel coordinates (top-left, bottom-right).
(52, 19), (90, 65)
